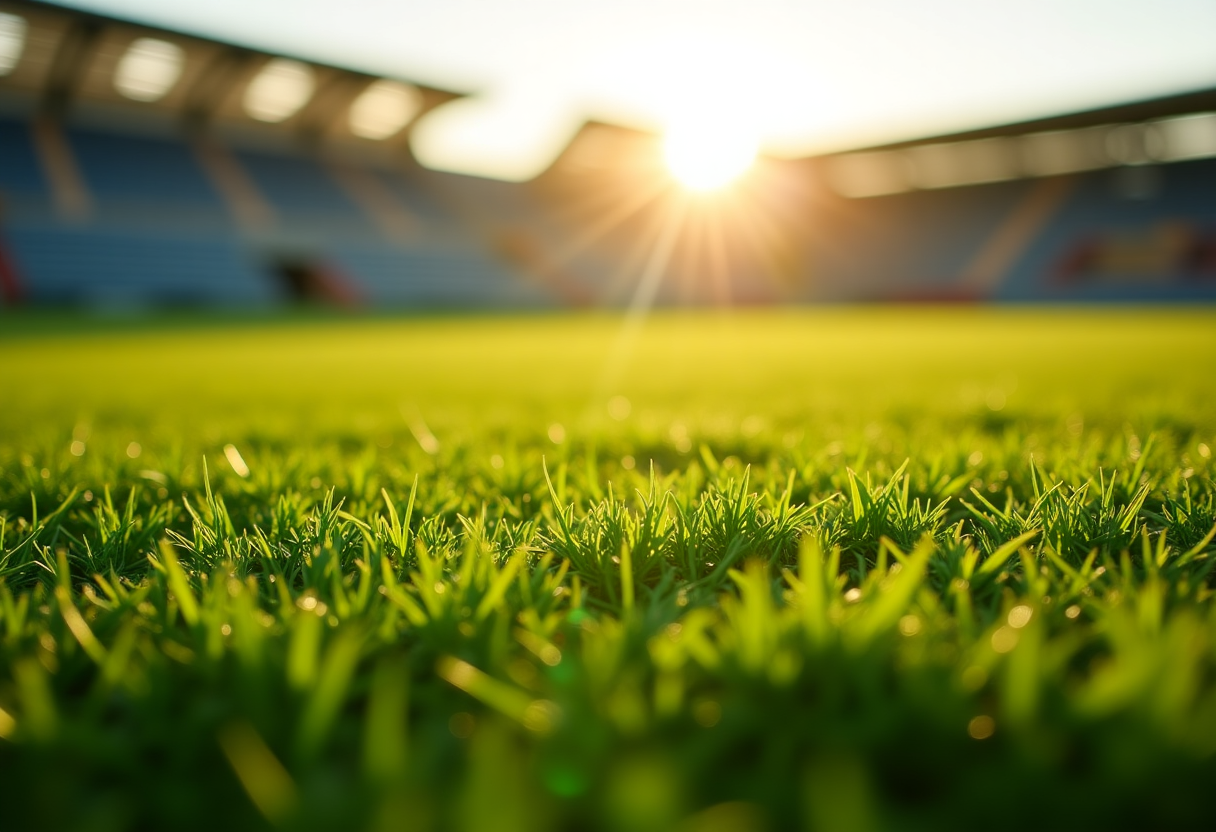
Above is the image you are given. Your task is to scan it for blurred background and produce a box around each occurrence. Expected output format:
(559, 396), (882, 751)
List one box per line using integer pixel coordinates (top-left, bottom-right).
(0, 0), (1213, 310)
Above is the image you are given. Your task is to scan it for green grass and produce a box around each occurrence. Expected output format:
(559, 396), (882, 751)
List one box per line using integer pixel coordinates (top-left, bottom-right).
(1, 307), (1215, 831)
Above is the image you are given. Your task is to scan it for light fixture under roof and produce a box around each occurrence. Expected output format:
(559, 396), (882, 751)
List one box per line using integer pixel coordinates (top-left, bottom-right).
(0, 12), (26, 76)
(348, 80), (423, 140)
(828, 111), (1216, 198)
(243, 58), (315, 123)
(114, 38), (184, 102)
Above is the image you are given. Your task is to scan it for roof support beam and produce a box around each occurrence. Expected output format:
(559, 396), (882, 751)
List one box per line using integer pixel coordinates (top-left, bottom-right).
(39, 16), (102, 117)
(180, 46), (254, 130)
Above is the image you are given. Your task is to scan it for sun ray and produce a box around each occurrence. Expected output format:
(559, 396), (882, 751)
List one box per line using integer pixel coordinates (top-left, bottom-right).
(704, 204), (734, 307)
(591, 194), (690, 400)
(598, 188), (684, 304)
(545, 176), (673, 268)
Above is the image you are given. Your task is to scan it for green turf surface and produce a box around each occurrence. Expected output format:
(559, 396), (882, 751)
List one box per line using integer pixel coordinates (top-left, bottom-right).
(1, 308), (1214, 831)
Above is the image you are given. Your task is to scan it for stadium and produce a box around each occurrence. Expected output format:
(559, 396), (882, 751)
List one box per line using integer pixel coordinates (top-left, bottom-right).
(2, 0), (1214, 307)
(1, 1), (1215, 830)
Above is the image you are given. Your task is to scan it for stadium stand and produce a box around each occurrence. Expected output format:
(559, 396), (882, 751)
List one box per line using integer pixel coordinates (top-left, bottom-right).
(233, 150), (366, 229)
(0, 116), (47, 202)
(802, 179), (1035, 301)
(998, 158), (1216, 301)
(0, 0), (1212, 308)
(330, 243), (554, 307)
(67, 128), (224, 212)
(4, 224), (278, 305)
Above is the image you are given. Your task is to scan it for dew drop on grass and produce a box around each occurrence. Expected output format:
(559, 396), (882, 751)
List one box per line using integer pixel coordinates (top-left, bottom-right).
(523, 700), (560, 734)
(968, 715), (995, 740)
(1007, 606), (1033, 629)
(990, 627), (1018, 653)
(223, 444), (250, 477)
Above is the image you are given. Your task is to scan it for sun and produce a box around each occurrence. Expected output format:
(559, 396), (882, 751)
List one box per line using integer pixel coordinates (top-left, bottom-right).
(663, 121), (757, 191)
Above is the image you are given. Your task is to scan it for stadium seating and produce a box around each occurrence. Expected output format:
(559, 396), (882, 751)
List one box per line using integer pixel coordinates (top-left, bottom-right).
(0, 118), (48, 203)
(2, 111), (1213, 307)
(4, 224), (278, 305)
(331, 242), (554, 307)
(806, 180), (1032, 300)
(0, 119), (563, 308)
(998, 157), (1216, 300)
(233, 150), (369, 233)
(68, 128), (226, 215)
(372, 168), (458, 230)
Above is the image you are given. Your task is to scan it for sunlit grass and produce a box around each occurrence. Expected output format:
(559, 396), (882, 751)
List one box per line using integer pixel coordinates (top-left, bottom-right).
(0, 307), (1214, 830)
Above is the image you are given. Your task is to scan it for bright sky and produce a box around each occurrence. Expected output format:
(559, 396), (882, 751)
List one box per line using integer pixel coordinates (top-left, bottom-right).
(59, 1), (1216, 180)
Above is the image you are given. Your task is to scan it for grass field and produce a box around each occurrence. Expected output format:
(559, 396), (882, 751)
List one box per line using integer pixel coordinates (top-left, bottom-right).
(1, 308), (1215, 831)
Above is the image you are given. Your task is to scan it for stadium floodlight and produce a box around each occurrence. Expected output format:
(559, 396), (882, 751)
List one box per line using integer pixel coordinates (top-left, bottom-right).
(1019, 127), (1110, 177)
(1156, 112), (1216, 162)
(907, 138), (1019, 190)
(826, 150), (911, 198)
(0, 12), (26, 76)
(243, 58), (315, 123)
(349, 80), (423, 140)
(114, 38), (185, 102)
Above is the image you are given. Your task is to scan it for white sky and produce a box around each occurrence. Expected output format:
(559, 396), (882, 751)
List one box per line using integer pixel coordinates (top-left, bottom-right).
(59, 1), (1216, 180)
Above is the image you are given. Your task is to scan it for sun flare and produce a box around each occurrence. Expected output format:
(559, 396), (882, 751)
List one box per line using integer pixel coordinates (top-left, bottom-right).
(663, 122), (757, 191)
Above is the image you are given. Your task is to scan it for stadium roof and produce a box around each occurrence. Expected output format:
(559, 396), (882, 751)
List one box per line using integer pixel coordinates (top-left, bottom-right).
(3, 0), (1216, 186)
(34, 0), (1216, 181)
(0, 0), (457, 154)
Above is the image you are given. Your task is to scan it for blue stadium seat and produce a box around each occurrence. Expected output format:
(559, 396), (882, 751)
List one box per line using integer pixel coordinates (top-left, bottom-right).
(806, 180), (1030, 300)
(999, 158), (1216, 300)
(0, 118), (48, 200)
(67, 128), (225, 212)
(234, 150), (368, 231)
(371, 169), (455, 228)
(4, 223), (279, 305)
(331, 242), (554, 308)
